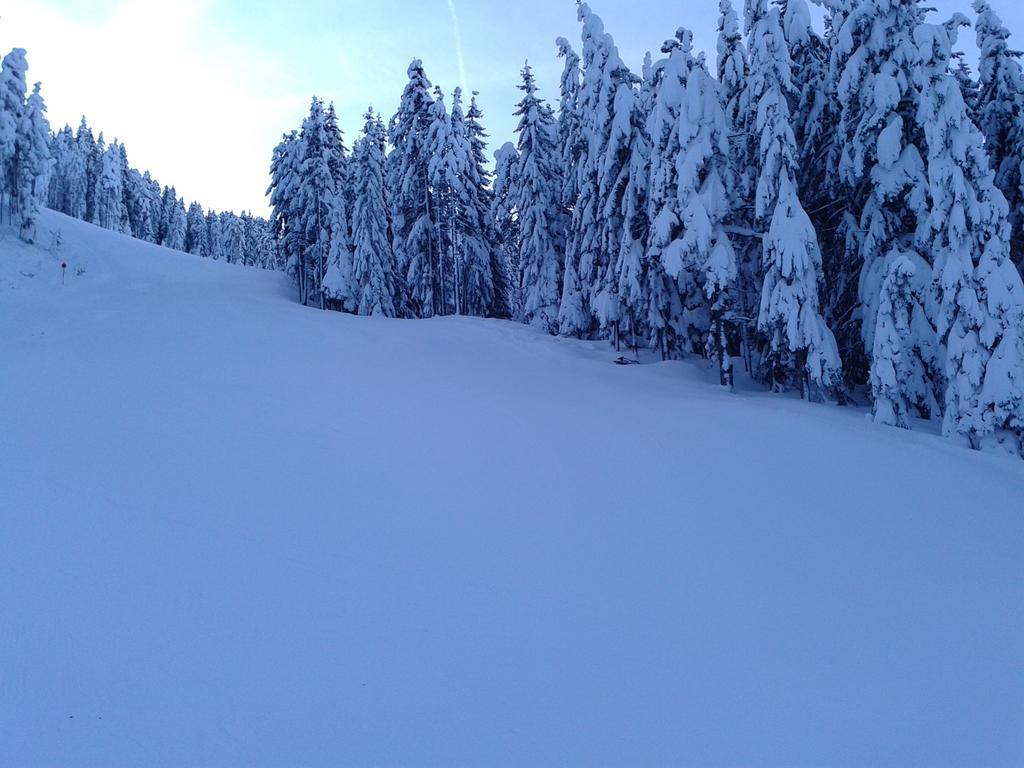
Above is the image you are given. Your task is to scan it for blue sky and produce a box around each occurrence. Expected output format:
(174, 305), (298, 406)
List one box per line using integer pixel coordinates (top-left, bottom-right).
(5, 0), (1020, 216)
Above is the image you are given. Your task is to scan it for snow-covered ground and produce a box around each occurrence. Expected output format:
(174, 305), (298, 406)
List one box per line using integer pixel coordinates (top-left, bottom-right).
(2, 210), (1023, 767)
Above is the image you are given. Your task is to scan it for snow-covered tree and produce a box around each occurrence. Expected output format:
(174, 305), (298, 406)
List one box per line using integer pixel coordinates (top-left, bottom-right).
(114, 142), (132, 234)
(426, 86), (456, 315)
(0, 51), (52, 241)
(85, 131), (105, 225)
(780, 1), (839, 334)
(780, 0), (827, 180)
(918, 17), (1024, 455)
(747, 0), (841, 396)
(250, 217), (278, 270)
(0, 48), (27, 225)
(514, 63), (564, 333)
(267, 130), (304, 278)
(389, 60), (438, 317)
(66, 118), (93, 222)
(556, 36), (584, 214)
(446, 88), (495, 317)
(92, 141), (127, 232)
(60, 118), (90, 220)
(220, 212), (242, 264)
(870, 250), (941, 427)
(133, 171), (161, 243)
(321, 103), (357, 312)
(239, 211), (256, 266)
(185, 201), (208, 256)
(643, 35), (690, 358)
(466, 93), (510, 318)
(47, 124), (73, 214)
(675, 46), (738, 384)
(717, 0), (761, 369)
(14, 81), (51, 242)
(973, 0), (1024, 273)
(560, 3), (631, 337)
(613, 50), (656, 355)
(206, 209), (225, 261)
(830, 0), (928, 389)
(491, 141), (522, 319)
(603, 52), (650, 352)
(717, 1), (748, 177)
(952, 51), (980, 119)
(294, 97), (341, 307)
(581, 5), (638, 341)
(164, 195), (187, 251)
(350, 109), (401, 317)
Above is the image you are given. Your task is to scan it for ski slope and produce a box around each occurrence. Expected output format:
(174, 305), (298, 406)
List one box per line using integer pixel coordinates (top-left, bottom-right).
(2, 210), (1023, 767)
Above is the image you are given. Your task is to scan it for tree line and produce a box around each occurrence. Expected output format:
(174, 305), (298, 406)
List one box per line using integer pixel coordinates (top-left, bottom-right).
(268, 0), (1024, 457)
(0, 46), (278, 269)
(47, 119), (279, 269)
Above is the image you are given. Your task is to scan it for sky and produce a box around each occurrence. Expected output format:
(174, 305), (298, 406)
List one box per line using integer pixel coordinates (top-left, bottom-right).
(4, 0), (1021, 217)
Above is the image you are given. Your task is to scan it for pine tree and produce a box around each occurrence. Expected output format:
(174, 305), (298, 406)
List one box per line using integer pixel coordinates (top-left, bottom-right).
(514, 63), (564, 333)
(164, 196), (187, 251)
(747, 0), (841, 396)
(47, 124), (73, 214)
(92, 141), (127, 232)
(779, 0), (827, 178)
(72, 118), (96, 221)
(239, 211), (256, 266)
(973, 0), (1024, 274)
(185, 201), (208, 256)
(830, 0), (928, 392)
(718, 0), (759, 370)
(267, 130), (305, 281)
(252, 217), (278, 270)
(220, 212), (241, 264)
(14, 81), (51, 242)
(644, 33), (692, 359)
(156, 185), (177, 245)
(581, 5), (637, 341)
(86, 131), (105, 224)
(389, 60), (438, 317)
(206, 209), (225, 261)
(63, 117), (91, 220)
(780, 1), (839, 343)
(870, 250), (940, 427)
(556, 36), (583, 214)
(0, 48), (27, 224)
(491, 142), (522, 320)
(321, 103), (358, 312)
(717, 1), (749, 180)
(466, 93), (510, 318)
(138, 172), (162, 243)
(295, 97), (340, 307)
(427, 86), (459, 315)
(806, 8), (858, 393)
(116, 143), (133, 235)
(351, 109), (401, 317)
(918, 17), (1024, 455)
(952, 52), (980, 119)
(613, 47), (655, 355)
(677, 47), (738, 384)
(446, 88), (495, 317)
(560, 3), (629, 337)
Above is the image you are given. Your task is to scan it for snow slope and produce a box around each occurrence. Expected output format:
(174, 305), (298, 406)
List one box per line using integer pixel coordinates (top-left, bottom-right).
(2, 210), (1023, 767)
